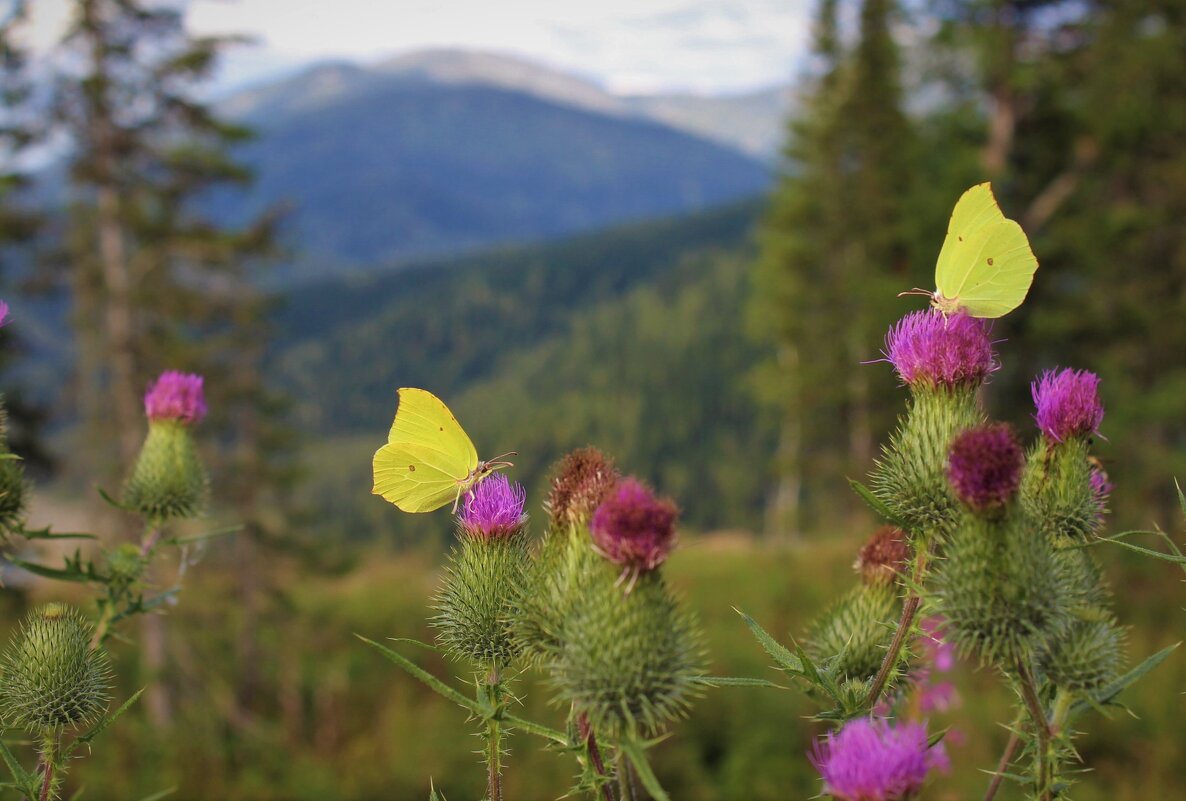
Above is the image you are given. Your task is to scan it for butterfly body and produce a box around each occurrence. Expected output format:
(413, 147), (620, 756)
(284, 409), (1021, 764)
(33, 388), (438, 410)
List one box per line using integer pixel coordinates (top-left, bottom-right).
(929, 182), (1038, 319)
(372, 387), (511, 513)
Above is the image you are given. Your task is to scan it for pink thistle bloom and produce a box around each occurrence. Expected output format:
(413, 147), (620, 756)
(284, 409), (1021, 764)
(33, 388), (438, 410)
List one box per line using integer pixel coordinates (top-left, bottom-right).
(1032, 368), (1104, 442)
(590, 478), (678, 579)
(883, 310), (997, 389)
(811, 718), (949, 801)
(459, 474), (527, 540)
(947, 424), (1023, 512)
(918, 616), (956, 673)
(144, 371), (207, 424)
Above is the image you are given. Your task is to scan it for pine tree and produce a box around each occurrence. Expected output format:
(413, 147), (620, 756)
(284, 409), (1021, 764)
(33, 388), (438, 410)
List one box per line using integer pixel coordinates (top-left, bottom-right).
(750, 0), (915, 538)
(46, 0), (295, 726)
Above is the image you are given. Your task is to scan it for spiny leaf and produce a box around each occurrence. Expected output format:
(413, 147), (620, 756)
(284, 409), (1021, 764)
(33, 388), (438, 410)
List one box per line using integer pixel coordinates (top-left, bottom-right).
(355, 635), (482, 714)
(1070, 642), (1180, 719)
(619, 736), (670, 801)
(0, 736), (30, 787)
(18, 526), (97, 541)
(734, 608), (803, 672)
(848, 478), (910, 528)
(1092, 534), (1186, 564)
(501, 713), (567, 746)
(68, 688), (147, 756)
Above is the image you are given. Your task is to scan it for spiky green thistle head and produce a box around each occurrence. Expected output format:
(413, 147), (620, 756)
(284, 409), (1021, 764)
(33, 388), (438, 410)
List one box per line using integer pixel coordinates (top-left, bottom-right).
(871, 385), (985, 536)
(933, 509), (1067, 667)
(105, 542), (146, 589)
(123, 419), (209, 522)
(549, 564), (705, 741)
(1040, 618), (1124, 695)
(1019, 436), (1103, 541)
(805, 581), (901, 684)
(0, 604), (111, 732)
(433, 502), (531, 670)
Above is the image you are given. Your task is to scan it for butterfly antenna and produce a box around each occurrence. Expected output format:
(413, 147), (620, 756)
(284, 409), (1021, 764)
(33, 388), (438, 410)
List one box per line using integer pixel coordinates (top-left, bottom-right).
(485, 451), (518, 470)
(897, 287), (935, 299)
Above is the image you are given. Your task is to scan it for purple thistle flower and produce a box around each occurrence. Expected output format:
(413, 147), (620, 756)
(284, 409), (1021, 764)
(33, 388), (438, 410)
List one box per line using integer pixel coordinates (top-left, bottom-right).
(459, 474), (526, 540)
(590, 478), (678, 575)
(883, 310), (997, 389)
(947, 424), (1024, 512)
(855, 526), (910, 586)
(1032, 368), (1104, 442)
(918, 616), (956, 674)
(144, 371), (207, 424)
(811, 718), (949, 801)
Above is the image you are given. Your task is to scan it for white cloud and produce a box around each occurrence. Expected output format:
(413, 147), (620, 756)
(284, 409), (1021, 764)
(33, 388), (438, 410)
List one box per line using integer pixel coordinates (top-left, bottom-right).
(22, 0), (811, 95)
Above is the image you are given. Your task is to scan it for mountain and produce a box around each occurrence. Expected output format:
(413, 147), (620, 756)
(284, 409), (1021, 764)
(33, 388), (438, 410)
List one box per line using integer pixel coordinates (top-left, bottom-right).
(213, 60), (770, 282)
(223, 48), (793, 160)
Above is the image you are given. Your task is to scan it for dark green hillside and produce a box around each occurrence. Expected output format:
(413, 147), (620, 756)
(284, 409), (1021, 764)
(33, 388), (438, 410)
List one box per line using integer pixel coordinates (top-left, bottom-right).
(217, 74), (770, 278)
(272, 200), (762, 434)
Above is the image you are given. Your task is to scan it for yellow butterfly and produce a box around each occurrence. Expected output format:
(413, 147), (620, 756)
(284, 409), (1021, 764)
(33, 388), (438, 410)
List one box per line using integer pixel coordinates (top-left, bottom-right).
(372, 388), (514, 513)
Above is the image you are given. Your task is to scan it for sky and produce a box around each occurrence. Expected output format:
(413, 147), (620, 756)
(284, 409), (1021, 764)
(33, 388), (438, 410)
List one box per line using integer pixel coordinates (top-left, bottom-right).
(18, 0), (812, 96)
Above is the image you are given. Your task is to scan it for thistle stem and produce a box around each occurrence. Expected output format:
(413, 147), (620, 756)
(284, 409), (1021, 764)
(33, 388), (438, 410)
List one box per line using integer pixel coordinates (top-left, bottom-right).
(138, 524), (163, 558)
(37, 729), (56, 801)
(617, 755), (638, 801)
(1015, 658), (1052, 801)
(577, 712), (615, 801)
(982, 715), (1023, 801)
(484, 669), (503, 801)
(865, 549), (929, 707)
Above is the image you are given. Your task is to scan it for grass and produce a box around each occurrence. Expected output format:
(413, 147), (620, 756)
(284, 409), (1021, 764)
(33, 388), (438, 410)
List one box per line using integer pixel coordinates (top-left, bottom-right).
(3, 529), (1184, 800)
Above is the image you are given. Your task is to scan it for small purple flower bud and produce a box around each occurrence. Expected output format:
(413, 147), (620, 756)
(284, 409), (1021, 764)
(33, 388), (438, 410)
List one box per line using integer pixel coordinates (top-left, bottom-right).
(883, 310), (997, 389)
(947, 424), (1024, 511)
(1032, 368), (1104, 442)
(459, 474), (526, 540)
(144, 371), (207, 425)
(590, 478), (678, 574)
(810, 717), (949, 801)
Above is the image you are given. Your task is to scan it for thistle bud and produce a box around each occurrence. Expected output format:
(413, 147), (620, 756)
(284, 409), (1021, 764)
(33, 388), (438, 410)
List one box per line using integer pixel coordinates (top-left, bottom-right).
(105, 542), (146, 589)
(934, 508), (1066, 666)
(433, 476), (530, 669)
(0, 605), (111, 732)
(855, 526), (910, 586)
(806, 581), (900, 683)
(123, 371), (209, 522)
(589, 479), (677, 586)
(947, 424), (1024, 515)
(1040, 619), (1124, 695)
(546, 447), (620, 530)
(1021, 370), (1107, 540)
(550, 565), (704, 740)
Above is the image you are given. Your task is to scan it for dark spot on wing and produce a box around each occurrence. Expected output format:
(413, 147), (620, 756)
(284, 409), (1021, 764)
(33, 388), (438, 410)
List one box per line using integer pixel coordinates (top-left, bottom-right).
(408, 464), (416, 472)
(439, 426), (443, 431)
(958, 235), (963, 241)
(987, 257), (994, 265)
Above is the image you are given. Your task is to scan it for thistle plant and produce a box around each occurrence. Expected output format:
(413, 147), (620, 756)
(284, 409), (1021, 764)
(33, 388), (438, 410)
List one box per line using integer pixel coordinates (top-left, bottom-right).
(363, 442), (712, 801)
(0, 303), (228, 799)
(738, 301), (1181, 801)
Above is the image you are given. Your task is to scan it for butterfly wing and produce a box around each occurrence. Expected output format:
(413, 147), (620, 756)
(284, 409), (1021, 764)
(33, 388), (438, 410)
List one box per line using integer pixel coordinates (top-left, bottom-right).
(944, 219), (1038, 318)
(934, 183), (1037, 318)
(372, 388), (479, 513)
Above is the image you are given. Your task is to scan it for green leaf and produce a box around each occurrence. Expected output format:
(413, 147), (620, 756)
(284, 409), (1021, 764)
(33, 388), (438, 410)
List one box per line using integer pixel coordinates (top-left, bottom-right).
(162, 525), (241, 547)
(501, 713), (568, 746)
(97, 487), (133, 511)
(67, 688), (147, 757)
(691, 675), (787, 689)
(1176, 478), (1185, 521)
(428, 778), (447, 801)
(18, 526), (97, 541)
(848, 478), (908, 527)
(0, 736), (30, 787)
(1092, 534), (1186, 564)
(619, 736), (670, 801)
(734, 608), (803, 672)
(11, 553), (98, 583)
(355, 635), (482, 714)
(1070, 642), (1181, 719)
